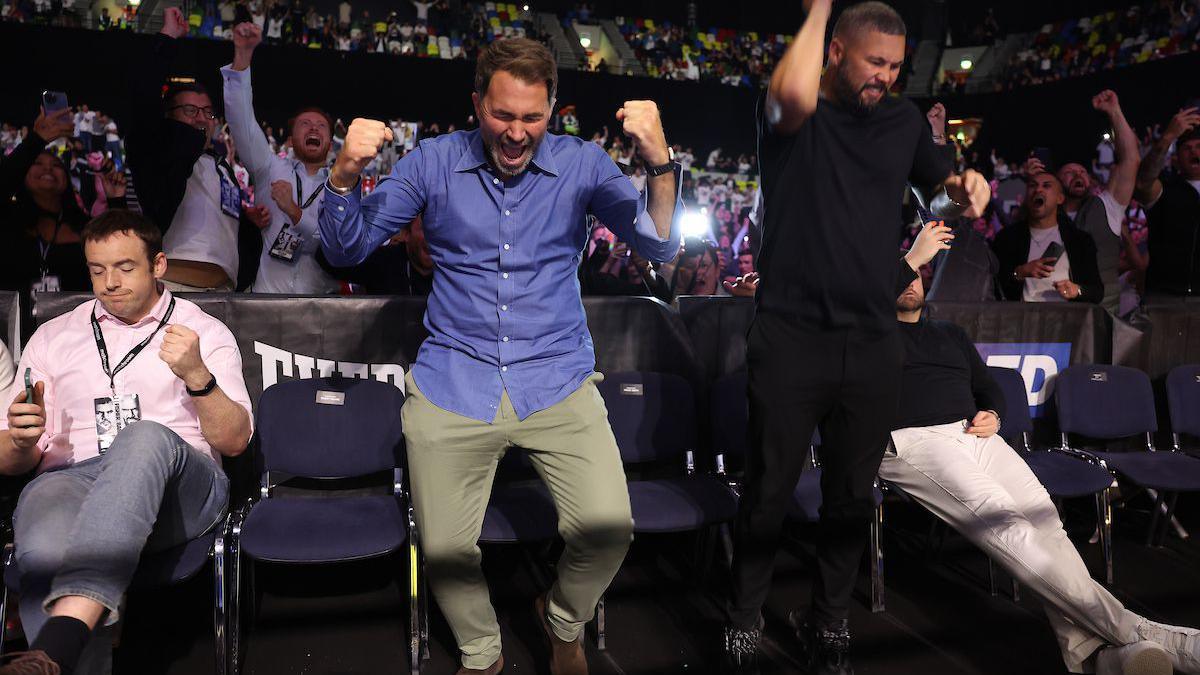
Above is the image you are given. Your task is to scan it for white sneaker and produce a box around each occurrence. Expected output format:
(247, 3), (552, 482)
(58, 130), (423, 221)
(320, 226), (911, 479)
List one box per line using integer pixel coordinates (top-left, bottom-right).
(1134, 616), (1200, 673)
(1095, 641), (1172, 675)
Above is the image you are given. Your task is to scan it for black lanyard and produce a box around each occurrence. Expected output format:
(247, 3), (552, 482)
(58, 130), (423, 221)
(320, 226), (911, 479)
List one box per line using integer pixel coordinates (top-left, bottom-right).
(294, 170), (323, 211)
(90, 297), (176, 394)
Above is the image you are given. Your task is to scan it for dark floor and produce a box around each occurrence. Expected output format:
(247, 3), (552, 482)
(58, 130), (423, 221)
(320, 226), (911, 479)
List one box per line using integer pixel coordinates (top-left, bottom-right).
(38, 491), (1200, 674)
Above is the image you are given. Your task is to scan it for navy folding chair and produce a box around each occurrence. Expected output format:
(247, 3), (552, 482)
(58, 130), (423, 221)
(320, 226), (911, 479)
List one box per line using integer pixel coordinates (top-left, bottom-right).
(228, 377), (419, 674)
(598, 371), (739, 646)
(1057, 365), (1200, 549)
(988, 365), (1115, 586)
(710, 371), (885, 613)
(0, 521), (231, 673)
(1166, 365), (1200, 454)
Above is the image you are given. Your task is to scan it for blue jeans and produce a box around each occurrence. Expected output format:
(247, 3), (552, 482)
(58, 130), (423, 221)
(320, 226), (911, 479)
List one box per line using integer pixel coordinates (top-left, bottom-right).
(12, 421), (229, 667)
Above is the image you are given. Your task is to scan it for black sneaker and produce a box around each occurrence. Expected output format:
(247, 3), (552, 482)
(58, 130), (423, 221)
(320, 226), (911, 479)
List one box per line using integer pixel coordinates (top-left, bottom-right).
(790, 612), (854, 675)
(722, 623), (761, 671)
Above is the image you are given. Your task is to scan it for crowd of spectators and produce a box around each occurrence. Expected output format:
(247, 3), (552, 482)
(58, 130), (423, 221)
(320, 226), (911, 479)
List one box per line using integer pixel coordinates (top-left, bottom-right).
(999, 0), (1200, 90)
(615, 18), (789, 87)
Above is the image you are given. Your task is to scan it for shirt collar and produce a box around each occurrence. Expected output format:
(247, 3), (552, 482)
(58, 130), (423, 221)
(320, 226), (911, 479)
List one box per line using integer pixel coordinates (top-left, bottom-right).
(95, 287), (174, 327)
(452, 129), (559, 177)
(291, 158), (329, 179)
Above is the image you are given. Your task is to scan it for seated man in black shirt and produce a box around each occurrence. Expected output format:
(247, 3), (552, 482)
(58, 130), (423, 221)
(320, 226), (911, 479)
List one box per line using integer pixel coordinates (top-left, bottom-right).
(883, 275), (1200, 675)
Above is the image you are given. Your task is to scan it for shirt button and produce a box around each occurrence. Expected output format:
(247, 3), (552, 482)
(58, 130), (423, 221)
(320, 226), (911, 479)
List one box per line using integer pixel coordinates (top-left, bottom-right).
(501, 304), (508, 311)
(501, 366), (508, 372)
(503, 243), (511, 250)
(493, 178), (499, 185)
(502, 272), (509, 279)
(504, 209), (511, 216)
(502, 336), (510, 342)
(337, 206), (344, 212)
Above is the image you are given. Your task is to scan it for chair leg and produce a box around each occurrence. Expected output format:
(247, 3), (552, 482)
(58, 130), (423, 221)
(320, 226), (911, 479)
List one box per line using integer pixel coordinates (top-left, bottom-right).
(870, 502), (885, 613)
(1011, 578), (1020, 603)
(1096, 488), (1114, 585)
(1146, 491), (1166, 547)
(1155, 492), (1181, 548)
(987, 557), (999, 597)
(408, 537), (420, 675)
(213, 524), (228, 675)
(230, 519), (244, 675)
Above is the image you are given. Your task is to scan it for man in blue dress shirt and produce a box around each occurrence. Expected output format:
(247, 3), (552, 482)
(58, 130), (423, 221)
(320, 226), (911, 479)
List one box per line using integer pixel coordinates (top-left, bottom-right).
(320, 38), (682, 675)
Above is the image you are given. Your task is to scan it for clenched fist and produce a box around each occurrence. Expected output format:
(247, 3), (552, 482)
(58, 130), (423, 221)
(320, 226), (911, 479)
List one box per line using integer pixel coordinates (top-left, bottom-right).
(615, 101), (670, 166)
(160, 6), (189, 39)
(331, 118), (394, 188)
(270, 180), (301, 224)
(943, 169), (990, 219)
(926, 102), (947, 136)
(1091, 89), (1121, 116)
(159, 325), (211, 390)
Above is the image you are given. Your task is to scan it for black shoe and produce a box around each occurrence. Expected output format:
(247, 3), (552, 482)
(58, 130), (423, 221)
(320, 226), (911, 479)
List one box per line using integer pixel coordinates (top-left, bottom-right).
(722, 623), (761, 671)
(790, 612), (854, 675)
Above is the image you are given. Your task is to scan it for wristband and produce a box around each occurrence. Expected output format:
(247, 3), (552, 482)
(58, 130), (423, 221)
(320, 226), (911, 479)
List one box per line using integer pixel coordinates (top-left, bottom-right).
(186, 374), (218, 397)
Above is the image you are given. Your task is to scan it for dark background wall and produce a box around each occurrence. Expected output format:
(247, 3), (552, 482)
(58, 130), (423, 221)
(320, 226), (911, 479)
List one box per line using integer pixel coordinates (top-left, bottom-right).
(4, 21), (1198, 164)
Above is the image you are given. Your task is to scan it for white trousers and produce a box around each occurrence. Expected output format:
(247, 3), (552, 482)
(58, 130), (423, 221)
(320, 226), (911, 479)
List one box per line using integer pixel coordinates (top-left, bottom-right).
(880, 421), (1138, 673)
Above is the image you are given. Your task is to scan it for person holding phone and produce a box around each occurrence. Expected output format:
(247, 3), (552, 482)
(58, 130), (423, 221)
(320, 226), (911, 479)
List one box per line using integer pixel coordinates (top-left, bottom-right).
(0, 209), (253, 675)
(991, 170), (1104, 303)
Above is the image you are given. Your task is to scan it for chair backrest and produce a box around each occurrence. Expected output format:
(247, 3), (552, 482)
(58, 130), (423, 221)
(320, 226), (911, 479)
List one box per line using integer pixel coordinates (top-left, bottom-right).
(1055, 365), (1157, 440)
(597, 371), (697, 464)
(256, 377), (405, 478)
(710, 371), (749, 463)
(1166, 364), (1200, 439)
(987, 366), (1033, 444)
(711, 370), (819, 467)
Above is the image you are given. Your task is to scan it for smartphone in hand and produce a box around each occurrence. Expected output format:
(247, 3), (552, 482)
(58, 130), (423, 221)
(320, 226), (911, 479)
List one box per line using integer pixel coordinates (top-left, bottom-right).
(1041, 241), (1065, 265)
(24, 368), (33, 404)
(41, 90), (68, 114)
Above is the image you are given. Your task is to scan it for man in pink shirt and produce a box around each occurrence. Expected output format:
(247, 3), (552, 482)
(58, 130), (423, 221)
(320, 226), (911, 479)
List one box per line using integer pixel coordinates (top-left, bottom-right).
(0, 209), (253, 675)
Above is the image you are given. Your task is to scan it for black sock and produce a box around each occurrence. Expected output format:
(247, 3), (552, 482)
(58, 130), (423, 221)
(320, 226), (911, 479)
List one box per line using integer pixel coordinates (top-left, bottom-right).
(29, 615), (92, 674)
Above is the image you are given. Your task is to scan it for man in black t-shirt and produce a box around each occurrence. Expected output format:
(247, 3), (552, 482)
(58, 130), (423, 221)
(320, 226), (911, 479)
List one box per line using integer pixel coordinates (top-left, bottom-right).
(723, 2), (989, 672)
(883, 276), (1200, 675)
(1134, 108), (1200, 299)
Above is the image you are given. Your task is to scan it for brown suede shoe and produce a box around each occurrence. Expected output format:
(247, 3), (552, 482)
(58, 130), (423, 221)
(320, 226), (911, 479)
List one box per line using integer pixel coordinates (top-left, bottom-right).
(535, 592), (588, 675)
(0, 651), (61, 675)
(455, 654), (504, 675)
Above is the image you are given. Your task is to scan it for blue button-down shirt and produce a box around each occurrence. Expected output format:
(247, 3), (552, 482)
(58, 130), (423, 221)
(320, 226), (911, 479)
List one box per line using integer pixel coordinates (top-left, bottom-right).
(320, 129), (682, 422)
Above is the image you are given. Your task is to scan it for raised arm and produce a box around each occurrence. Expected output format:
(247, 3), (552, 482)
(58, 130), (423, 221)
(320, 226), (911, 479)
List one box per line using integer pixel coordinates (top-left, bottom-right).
(221, 22), (276, 176)
(1092, 90), (1139, 207)
(589, 102), (683, 264)
(1135, 106), (1200, 206)
(765, 0), (833, 136)
(320, 120), (423, 266)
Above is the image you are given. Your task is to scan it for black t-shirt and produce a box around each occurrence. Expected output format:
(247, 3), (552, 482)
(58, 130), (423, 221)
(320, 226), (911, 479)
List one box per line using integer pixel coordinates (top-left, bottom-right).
(1145, 175), (1200, 295)
(894, 318), (1004, 430)
(755, 92), (952, 333)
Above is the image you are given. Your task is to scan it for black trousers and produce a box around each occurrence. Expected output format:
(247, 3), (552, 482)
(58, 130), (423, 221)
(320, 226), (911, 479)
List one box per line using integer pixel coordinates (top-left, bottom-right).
(728, 313), (904, 628)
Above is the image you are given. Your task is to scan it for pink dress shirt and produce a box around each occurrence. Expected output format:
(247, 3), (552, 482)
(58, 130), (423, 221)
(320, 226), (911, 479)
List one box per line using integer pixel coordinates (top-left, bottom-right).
(1, 290), (254, 473)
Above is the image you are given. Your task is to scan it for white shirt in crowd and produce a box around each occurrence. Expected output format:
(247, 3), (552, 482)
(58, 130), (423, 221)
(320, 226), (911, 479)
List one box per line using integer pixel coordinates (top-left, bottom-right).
(267, 16), (283, 38)
(707, 148), (721, 168)
(338, 0), (352, 24)
(104, 121), (119, 143)
(219, 0), (236, 23)
(162, 154), (241, 285)
(74, 110), (96, 136)
(221, 64), (340, 295)
(1065, 188), (1125, 237)
(1023, 226), (1070, 303)
(412, 0), (433, 20)
(677, 150), (694, 172)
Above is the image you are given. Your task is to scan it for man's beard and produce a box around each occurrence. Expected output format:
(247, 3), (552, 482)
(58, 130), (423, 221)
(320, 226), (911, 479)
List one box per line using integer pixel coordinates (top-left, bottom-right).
(486, 134), (540, 180)
(830, 65), (885, 117)
(896, 294), (925, 313)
